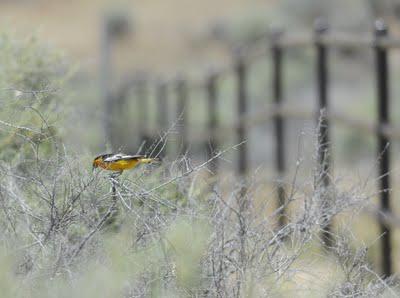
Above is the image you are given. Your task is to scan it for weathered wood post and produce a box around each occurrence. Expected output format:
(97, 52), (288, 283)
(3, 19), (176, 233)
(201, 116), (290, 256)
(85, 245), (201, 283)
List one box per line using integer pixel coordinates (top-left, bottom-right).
(136, 74), (149, 150)
(234, 50), (249, 295)
(315, 19), (333, 248)
(156, 80), (169, 158)
(206, 71), (219, 174)
(235, 53), (248, 178)
(176, 77), (188, 155)
(100, 13), (130, 150)
(374, 19), (392, 277)
(271, 29), (286, 227)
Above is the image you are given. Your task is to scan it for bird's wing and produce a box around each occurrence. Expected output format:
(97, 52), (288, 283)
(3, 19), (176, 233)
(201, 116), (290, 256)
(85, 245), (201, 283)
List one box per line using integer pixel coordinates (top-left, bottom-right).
(103, 154), (144, 162)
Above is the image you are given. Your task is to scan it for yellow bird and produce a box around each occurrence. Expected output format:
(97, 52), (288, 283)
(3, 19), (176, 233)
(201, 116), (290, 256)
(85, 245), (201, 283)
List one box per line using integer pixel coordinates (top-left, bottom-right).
(92, 153), (157, 174)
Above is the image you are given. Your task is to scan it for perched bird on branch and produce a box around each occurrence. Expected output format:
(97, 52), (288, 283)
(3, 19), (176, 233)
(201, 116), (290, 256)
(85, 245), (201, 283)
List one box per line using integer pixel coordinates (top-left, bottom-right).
(92, 153), (157, 175)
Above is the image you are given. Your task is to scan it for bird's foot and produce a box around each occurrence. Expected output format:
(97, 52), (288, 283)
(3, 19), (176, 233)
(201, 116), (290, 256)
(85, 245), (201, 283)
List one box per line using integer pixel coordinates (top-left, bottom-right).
(110, 171), (123, 179)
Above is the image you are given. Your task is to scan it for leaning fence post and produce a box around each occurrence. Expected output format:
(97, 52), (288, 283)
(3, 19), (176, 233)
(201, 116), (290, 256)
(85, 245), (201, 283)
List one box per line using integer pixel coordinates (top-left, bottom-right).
(235, 52), (248, 178)
(156, 80), (168, 158)
(176, 77), (188, 155)
(206, 71), (219, 174)
(271, 29), (286, 227)
(374, 19), (392, 277)
(315, 19), (333, 248)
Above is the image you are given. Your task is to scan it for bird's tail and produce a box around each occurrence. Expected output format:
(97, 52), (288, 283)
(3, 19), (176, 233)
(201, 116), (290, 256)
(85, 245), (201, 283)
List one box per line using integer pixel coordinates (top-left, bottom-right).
(138, 157), (159, 164)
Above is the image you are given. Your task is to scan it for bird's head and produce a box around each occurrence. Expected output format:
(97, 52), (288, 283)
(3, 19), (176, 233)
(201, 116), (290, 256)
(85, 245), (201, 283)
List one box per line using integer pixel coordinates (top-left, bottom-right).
(92, 155), (103, 171)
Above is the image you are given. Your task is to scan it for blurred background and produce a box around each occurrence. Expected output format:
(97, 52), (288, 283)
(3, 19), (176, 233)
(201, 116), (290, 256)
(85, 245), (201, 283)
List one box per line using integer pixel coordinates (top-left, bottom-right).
(2, 0), (400, 273)
(2, 0), (400, 156)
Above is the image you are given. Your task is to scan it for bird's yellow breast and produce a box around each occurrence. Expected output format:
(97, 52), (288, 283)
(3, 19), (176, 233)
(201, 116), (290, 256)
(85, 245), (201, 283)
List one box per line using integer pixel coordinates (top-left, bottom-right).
(98, 159), (140, 171)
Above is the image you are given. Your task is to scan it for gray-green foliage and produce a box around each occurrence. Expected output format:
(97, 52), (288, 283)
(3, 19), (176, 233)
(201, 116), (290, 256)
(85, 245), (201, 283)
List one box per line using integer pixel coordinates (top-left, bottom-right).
(0, 33), (69, 161)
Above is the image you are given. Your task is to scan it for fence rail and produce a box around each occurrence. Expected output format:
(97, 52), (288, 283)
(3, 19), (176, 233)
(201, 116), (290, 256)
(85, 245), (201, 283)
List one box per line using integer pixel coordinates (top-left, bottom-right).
(140, 31), (400, 90)
(106, 19), (400, 276)
(140, 105), (400, 143)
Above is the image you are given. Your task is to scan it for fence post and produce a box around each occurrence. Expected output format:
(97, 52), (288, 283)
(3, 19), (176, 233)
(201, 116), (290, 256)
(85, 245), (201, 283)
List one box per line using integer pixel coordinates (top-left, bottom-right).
(374, 19), (392, 277)
(136, 75), (149, 149)
(234, 52), (249, 288)
(100, 17), (114, 150)
(315, 19), (333, 248)
(176, 78), (188, 155)
(235, 53), (248, 178)
(156, 80), (168, 158)
(271, 30), (286, 227)
(206, 71), (219, 174)
(100, 14), (130, 151)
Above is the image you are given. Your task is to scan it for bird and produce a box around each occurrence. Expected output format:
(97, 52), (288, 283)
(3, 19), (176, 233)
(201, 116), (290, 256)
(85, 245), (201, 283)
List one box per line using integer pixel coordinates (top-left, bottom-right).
(92, 153), (157, 176)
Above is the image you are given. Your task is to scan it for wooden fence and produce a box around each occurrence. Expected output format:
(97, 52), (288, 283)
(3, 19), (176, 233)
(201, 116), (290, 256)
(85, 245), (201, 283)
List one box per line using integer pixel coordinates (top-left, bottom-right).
(105, 19), (400, 277)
